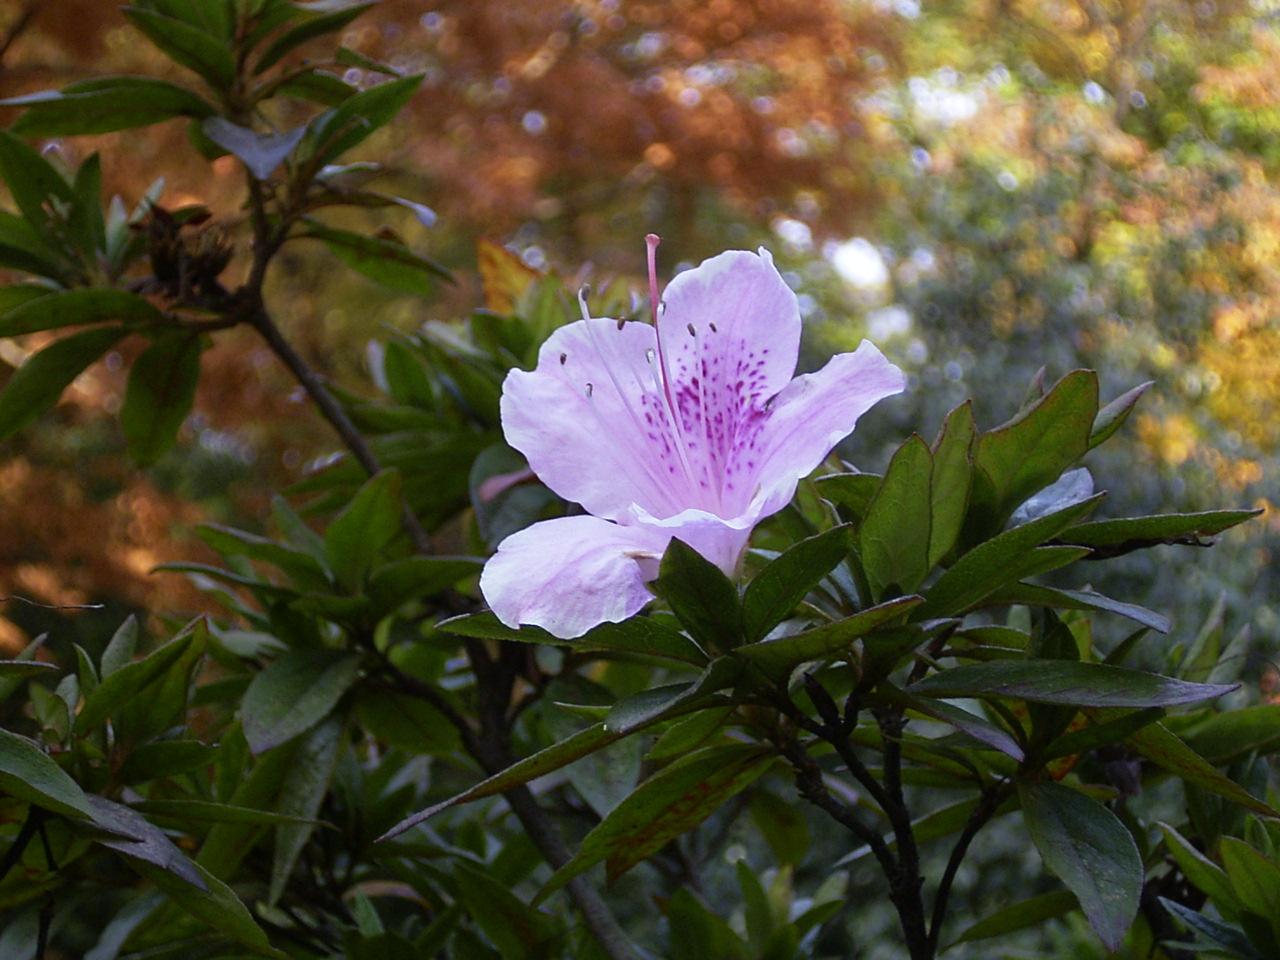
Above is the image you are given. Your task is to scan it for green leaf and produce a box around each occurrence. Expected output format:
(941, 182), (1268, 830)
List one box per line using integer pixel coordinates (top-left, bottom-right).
(1220, 836), (1280, 918)
(76, 622), (203, 734)
(0, 660), (57, 679)
(276, 68), (358, 106)
(653, 538), (743, 651)
(646, 707), (733, 762)
(439, 611), (708, 665)
(918, 494), (1104, 619)
(732, 595), (924, 678)
(535, 744), (773, 902)
(131, 799), (326, 826)
(378, 722), (630, 841)
(133, 857), (281, 956)
(101, 615), (139, 677)
(202, 118), (307, 180)
(664, 888), (749, 960)
(305, 222), (449, 296)
(0, 326), (126, 440)
(324, 468), (403, 589)
(121, 330), (204, 465)
(1125, 722), (1280, 818)
(910, 660), (1237, 708)
(742, 526), (853, 642)
(1018, 781), (1142, 951)
(0, 131), (75, 231)
(604, 659), (740, 735)
(950, 889), (1078, 946)
(197, 523), (331, 590)
(452, 860), (560, 960)
(813, 472), (881, 522)
(70, 153), (106, 253)
(122, 7), (237, 89)
(882, 685), (1024, 759)
(5, 77), (215, 135)
(1159, 898), (1263, 959)
(269, 716), (342, 904)
(1158, 822), (1241, 913)
(929, 401), (975, 566)
(241, 650), (360, 754)
(118, 739), (215, 783)
(1056, 510), (1263, 557)
(1089, 381), (1152, 449)
(861, 435), (933, 601)
(310, 74), (423, 162)
(986, 582), (1171, 634)
(0, 728), (93, 819)
(367, 556), (481, 611)
(1182, 705), (1280, 764)
(254, 4), (374, 73)
(969, 369), (1099, 529)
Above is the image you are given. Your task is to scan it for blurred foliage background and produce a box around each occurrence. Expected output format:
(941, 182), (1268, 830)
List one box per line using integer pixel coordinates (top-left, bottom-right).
(0, 0), (1275, 700)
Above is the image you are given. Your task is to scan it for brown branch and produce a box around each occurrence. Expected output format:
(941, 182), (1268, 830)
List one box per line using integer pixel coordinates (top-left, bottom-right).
(0, 1), (37, 68)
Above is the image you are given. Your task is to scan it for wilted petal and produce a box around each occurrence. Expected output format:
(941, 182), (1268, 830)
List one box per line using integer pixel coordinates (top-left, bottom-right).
(655, 249), (801, 509)
(745, 340), (905, 518)
(480, 515), (667, 639)
(502, 318), (697, 521)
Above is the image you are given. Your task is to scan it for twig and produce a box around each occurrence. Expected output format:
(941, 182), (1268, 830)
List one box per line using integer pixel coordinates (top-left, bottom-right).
(0, 1), (37, 67)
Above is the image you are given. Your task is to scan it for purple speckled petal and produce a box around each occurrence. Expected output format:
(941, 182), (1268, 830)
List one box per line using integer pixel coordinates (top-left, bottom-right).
(746, 340), (905, 518)
(480, 515), (668, 639)
(654, 248), (801, 514)
(501, 318), (696, 521)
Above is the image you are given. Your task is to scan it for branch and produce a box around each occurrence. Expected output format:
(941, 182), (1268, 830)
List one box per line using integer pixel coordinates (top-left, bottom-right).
(0, 1), (37, 68)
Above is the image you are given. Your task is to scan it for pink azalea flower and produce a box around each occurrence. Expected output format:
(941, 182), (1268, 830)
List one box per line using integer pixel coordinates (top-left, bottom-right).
(480, 237), (905, 638)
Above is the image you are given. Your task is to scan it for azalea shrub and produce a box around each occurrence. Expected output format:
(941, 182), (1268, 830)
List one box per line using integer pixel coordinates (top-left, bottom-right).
(0, 4), (1277, 960)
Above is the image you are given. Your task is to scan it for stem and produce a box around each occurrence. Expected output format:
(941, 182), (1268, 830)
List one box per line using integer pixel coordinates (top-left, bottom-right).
(0, 807), (39, 883)
(876, 707), (929, 960)
(926, 780), (1012, 954)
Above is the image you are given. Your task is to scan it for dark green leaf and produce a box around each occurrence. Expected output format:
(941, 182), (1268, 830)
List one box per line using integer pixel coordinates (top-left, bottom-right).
(1056, 510), (1263, 557)
(742, 526), (854, 642)
(5, 77), (215, 135)
(121, 330), (204, 465)
(535, 744), (773, 901)
(1220, 837), (1280, 917)
(1125, 722), (1279, 818)
(646, 707), (733, 762)
(310, 74), (423, 162)
(0, 728), (93, 819)
(918, 495), (1103, 619)
(122, 7), (237, 89)
(813, 472), (881, 521)
(1158, 823), (1240, 912)
(0, 660), (57, 678)
(0, 326), (126, 439)
(202, 118), (307, 180)
(1182, 705), (1280, 764)
(101, 615), (139, 677)
(305, 222), (449, 296)
(970, 369), (1098, 528)
(0, 131), (74, 230)
(367, 556), (480, 611)
(986, 582), (1171, 634)
(861, 435), (933, 601)
(254, 4), (373, 73)
(439, 611), (708, 665)
(911, 660), (1236, 708)
(1090, 381), (1152, 449)
(653, 538), (743, 651)
(269, 716), (342, 904)
(131, 799), (326, 826)
(197, 523), (331, 590)
(950, 890), (1078, 946)
(378, 723), (628, 841)
(732, 595), (923, 678)
(883, 686), (1023, 759)
(276, 68), (358, 106)
(1018, 781), (1141, 951)
(452, 859), (560, 959)
(241, 650), (360, 754)
(1159, 898), (1262, 959)
(929, 401), (974, 566)
(76, 622), (203, 734)
(118, 740), (215, 783)
(324, 468), (403, 589)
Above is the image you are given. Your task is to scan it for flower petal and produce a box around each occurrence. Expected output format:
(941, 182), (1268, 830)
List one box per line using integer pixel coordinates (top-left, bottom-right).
(653, 248), (801, 512)
(745, 340), (905, 518)
(480, 515), (667, 639)
(626, 504), (755, 576)
(501, 318), (699, 521)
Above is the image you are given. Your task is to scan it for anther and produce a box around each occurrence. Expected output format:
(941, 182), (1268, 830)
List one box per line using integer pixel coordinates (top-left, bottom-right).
(687, 323), (696, 337)
(559, 352), (567, 365)
(645, 348), (655, 364)
(585, 382), (593, 397)
(616, 317), (626, 330)
(709, 322), (717, 332)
